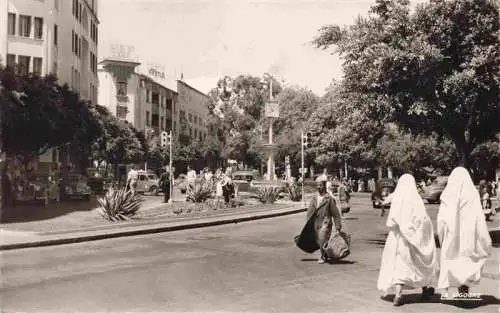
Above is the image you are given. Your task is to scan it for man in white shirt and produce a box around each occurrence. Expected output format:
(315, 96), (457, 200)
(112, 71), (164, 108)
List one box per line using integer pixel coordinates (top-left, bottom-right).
(127, 166), (139, 194)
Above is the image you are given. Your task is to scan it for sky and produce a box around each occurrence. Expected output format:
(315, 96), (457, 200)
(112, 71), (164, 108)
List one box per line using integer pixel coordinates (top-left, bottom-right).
(97, 0), (386, 95)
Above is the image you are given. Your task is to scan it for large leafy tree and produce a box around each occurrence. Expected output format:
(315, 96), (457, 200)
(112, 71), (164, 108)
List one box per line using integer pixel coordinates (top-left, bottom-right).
(91, 107), (144, 172)
(306, 91), (388, 170)
(314, 0), (500, 167)
(376, 124), (459, 177)
(207, 74), (282, 167)
(1, 67), (103, 163)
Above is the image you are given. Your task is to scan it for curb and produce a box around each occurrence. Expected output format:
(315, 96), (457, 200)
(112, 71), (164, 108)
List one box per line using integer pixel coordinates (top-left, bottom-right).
(0, 207), (307, 251)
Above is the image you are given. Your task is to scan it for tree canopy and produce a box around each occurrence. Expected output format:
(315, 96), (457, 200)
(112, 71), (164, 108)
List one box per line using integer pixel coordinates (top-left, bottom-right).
(313, 0), (500, 167)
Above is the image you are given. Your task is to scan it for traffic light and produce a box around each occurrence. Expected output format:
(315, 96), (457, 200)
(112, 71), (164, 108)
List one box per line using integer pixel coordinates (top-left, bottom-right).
(160, 131), (172, 148)
(302, 132), (312, 148)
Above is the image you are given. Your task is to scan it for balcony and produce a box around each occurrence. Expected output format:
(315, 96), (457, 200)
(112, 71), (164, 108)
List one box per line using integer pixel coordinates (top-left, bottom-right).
(116, 94), (129, 102)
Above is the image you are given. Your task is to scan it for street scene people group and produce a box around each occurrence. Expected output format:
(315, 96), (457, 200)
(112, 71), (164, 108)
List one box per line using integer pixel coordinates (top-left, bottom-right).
(298, 166), (493, 307)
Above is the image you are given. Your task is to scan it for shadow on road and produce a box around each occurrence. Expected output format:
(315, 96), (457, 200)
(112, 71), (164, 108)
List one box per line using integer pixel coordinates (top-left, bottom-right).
(300, 258), (357, 265)
(0, 197), (98, 224)
(380, 292), (500, 309)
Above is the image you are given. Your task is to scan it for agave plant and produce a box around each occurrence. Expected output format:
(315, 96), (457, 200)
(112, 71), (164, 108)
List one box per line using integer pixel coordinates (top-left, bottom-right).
(253, 186), (281, 204)
(186, 182), (213, 203)
(97, 187), (143, 221)
(286, 182), (302, 202)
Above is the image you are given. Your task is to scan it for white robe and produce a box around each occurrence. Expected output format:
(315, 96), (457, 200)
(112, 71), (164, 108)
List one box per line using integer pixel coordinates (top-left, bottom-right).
(437, 167), (492, 289)
(377, 174), (439, 292)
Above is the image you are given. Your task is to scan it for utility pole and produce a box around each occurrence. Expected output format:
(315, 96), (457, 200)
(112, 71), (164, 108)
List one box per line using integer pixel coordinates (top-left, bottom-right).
(301, 130), (305, 204)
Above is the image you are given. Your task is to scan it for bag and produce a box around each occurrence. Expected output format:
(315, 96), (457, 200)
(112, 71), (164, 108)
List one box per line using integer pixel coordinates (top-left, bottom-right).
(323, 231), (351, 260)
(339, 201), (350, 214)
(294, 211), (320, 253)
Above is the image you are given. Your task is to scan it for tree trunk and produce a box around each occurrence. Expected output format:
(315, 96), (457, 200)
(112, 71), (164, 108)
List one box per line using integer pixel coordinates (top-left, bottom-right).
(454, 135), (471, 169)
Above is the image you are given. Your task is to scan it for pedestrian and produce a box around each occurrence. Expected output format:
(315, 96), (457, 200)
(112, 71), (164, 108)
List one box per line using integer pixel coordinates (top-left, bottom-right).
(221, 168), (234, 205)
(159, 168), (170, 203)
(126, 165), (139, 195)
(377, 174), (439, 306)
(306, 179), (342, 264)
(437, 167), (492, 299)
(186, 165), (197, 193)
(337, 181), (351, 217)
(215, 168), (224, 203)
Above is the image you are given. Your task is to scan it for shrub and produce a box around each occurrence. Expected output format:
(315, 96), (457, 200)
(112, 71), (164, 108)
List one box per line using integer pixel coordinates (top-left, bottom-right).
(97, 188), (143, 221)
(186, 182), (213, 203)
(253, 186), (281, 204)
(286, 182), (302, 202)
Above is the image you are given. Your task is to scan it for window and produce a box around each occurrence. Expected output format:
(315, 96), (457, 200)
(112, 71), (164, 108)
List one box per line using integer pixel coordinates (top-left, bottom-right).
(18, 55), (30, 75)
(166, 99), (172, 110)
(152, 114), (159, 127)
(194, 129), (198, 138)
(6, 54), (16, 68)
(8, 13), (15, 36)
(189, 113), (192, 122)
(152, 92), (159, 104)
(160, 118), (164, 130)
(54, 24), (58, 46)
(54, 0), (59, 10)
(79, 3), (83, 22)
(117, 82), (127, 96)
(19, 15), (31, 37)
(34, 17), (43, 39)
(117, 106), (127, 119)
(173, 121), (177, 131)
(33, 57), (42, 75)
(53, 61), (58, 74)
(146, 111), (150, 126)
(146, 89), (151, 102)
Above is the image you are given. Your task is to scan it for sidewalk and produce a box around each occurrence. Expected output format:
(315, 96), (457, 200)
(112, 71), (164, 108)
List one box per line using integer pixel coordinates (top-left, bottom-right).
(0, 198), (307, 250)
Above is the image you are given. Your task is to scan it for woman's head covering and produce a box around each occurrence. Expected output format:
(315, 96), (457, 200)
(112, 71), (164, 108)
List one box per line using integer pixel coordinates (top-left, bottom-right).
(438, 167), (491, 257)
(439, 167), (481, 233)
(387, 174), (435, 255)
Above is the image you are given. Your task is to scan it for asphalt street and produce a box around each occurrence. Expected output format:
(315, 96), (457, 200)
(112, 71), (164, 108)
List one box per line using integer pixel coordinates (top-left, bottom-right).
(1, 194), (498, 313)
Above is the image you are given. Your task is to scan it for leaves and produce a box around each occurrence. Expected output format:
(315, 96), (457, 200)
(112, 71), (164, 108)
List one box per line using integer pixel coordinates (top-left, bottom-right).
(97, 187), (144, 222)
(314, 0), (500, 166)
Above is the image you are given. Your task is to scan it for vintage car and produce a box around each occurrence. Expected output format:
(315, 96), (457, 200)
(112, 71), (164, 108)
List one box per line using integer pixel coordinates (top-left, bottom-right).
(64, 173), (92, 201)
(135, 170), (160, 195)
(371, 178), (397, 209)
(421, 176), (448, 204)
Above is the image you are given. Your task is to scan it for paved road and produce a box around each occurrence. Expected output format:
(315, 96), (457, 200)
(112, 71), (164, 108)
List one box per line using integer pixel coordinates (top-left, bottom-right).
(1, 194), (498, 313)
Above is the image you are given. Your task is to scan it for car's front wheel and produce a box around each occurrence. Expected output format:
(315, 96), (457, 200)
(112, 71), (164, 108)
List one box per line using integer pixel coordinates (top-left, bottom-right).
(150, 186), (159, 196)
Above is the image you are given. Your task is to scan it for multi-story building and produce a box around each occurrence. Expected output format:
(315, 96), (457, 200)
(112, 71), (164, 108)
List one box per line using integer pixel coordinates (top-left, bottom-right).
(176, 79), (210, 142)
(1, 0), (99, 104)
(1, 0), (99, 181)
(98, 58), (178, 138)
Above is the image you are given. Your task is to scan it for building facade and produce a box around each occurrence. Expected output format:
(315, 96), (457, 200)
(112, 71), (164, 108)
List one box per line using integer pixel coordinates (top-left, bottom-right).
(176, 80), (210, 142)
(98, 59), (178, 137)
(1, 0), (99, 182)
(1, 0), (99, 105)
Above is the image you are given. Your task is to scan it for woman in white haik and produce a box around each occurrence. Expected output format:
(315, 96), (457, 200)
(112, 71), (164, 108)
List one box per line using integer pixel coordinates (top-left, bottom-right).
(437, 167), (492, 298)
(377, 174), (439, 306)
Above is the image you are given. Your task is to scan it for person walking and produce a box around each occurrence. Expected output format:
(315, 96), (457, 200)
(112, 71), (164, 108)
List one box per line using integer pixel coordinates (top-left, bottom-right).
(377, 174), (439, 306)
(159, 168), (170, 203)
(437, 167), (492, 299)
(215, 168), (224, 203)
(337, 181), (351, 217)
(186, 166), (197, 193)
(126, 166), (139, 195)
(306, 179), (342, 264)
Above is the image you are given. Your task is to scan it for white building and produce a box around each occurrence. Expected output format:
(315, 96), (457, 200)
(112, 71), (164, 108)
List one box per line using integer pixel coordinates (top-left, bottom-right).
(98, 58), (179, 137)
(1, 0), (99, 104)
(1, 0), (99, 174)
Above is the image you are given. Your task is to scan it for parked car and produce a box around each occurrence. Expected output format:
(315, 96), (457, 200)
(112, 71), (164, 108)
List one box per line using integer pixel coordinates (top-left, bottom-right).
(232, 170), (259, 193)
(421, 176), (448, 204)
(371, 178), (397, 209)
(135, 170), (160, 195)
(64, 173), (92, 201)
